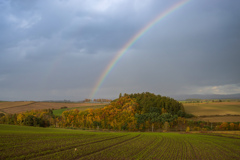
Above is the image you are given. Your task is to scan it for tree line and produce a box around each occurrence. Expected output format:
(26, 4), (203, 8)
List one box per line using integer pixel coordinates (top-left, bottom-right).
(1, 92), (240, 132)
(84, 99), (112, 103)
(0, 109), (54, 127)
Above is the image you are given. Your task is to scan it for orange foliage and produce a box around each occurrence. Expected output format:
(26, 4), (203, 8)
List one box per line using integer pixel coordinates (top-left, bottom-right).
(61, 96), (139, 130)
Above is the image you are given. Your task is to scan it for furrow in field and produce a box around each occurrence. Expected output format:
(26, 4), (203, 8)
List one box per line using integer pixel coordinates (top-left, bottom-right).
(149, 135), (171, 159)
(0, 134), (95, 149)
(184, 136), (215, 160)
(29, 134), (129, 160)
(168, 136), (184, 159)
(0, 134), (97, 155)
(185, 138), (198, 159)
(1, 134), (128, 160)
(30, 134), (139, 160)
(84, 134), (159, 160)
(196, 136), (240, 159)
(134, 135), (164, 160)
(76, 134), (141, 160)
(130, 135), (159, 159)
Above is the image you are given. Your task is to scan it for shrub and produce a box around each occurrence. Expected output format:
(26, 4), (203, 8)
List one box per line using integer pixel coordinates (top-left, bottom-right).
(185, 113), (194, 118)
(0, 113), (5, 118)
(193, 126), (201, 131)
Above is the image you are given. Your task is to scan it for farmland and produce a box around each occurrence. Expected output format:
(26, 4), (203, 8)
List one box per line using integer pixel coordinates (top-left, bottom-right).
(183, 101), (240, 122)
(52, 105), (106, 116)
(1, 124), (240, 160)
(0, 101), (106, 114)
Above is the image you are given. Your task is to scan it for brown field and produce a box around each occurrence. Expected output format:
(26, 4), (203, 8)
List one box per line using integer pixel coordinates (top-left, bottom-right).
(0, 102), (105, 114)
(184, 102), (240, 122)
(183, 102), (240, 116)
(0, 101), (35, 110)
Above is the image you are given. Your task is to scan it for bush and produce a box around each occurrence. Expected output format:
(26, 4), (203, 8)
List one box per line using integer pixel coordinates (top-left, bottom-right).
(0, 113), (5, 118)
(193, 126), (201, 131)
(204, 125), (212, 131)
(61, 106), (68, 109)
(185, 113), (194, 118)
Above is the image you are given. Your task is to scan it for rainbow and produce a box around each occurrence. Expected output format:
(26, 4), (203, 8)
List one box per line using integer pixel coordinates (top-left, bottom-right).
(90, 0), (190, 99)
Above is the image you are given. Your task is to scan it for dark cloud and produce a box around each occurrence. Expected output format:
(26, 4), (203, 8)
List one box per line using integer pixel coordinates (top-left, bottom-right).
(0, 0), (240, 101)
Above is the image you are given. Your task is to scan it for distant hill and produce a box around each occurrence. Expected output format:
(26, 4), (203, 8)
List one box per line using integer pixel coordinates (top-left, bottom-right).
(171, 93), (240, 101)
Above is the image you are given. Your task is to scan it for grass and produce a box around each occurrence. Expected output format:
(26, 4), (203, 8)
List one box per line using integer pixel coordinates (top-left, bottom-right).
(53, 108), (68, 116)
(1, 124), (240, 160)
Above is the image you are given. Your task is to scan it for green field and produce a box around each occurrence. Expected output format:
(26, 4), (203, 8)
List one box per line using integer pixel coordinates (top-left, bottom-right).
(1, 125), (240, 160)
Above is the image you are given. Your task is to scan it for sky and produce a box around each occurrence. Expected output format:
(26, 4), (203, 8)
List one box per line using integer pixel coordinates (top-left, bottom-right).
(0, 0), (240, 101)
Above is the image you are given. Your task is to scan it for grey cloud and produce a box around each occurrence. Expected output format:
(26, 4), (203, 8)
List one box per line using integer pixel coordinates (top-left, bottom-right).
(1, 0), (240, 100)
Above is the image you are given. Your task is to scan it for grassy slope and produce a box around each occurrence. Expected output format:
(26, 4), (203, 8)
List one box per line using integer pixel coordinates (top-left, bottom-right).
(1, 125), (240, 160)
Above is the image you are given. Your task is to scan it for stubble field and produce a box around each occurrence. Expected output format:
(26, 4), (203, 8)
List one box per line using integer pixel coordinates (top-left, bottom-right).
(0, 101), (105, 114)
(0, 124), (240, 160)
(183, 102), (240, 122)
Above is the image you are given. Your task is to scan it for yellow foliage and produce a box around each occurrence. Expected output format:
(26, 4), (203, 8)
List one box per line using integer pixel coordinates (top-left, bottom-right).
(230, 123), (235, 130)
(221, 122), (229, 130)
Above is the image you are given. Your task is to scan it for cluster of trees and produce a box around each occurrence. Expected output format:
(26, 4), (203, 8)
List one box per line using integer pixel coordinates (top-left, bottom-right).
(0, 109), (54, 127)
(58, 92), (188, 131)
(126, 92), (184, 115)
(60, 96), (138, 130)
(184, 120), (240, 131)
(215, 122), (240, 131)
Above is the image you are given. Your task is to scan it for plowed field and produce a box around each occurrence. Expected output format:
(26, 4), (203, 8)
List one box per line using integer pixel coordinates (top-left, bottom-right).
(1, 125), (239, 160)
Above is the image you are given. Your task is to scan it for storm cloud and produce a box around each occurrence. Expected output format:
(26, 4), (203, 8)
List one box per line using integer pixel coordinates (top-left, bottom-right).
(0, 0), (240, 101)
